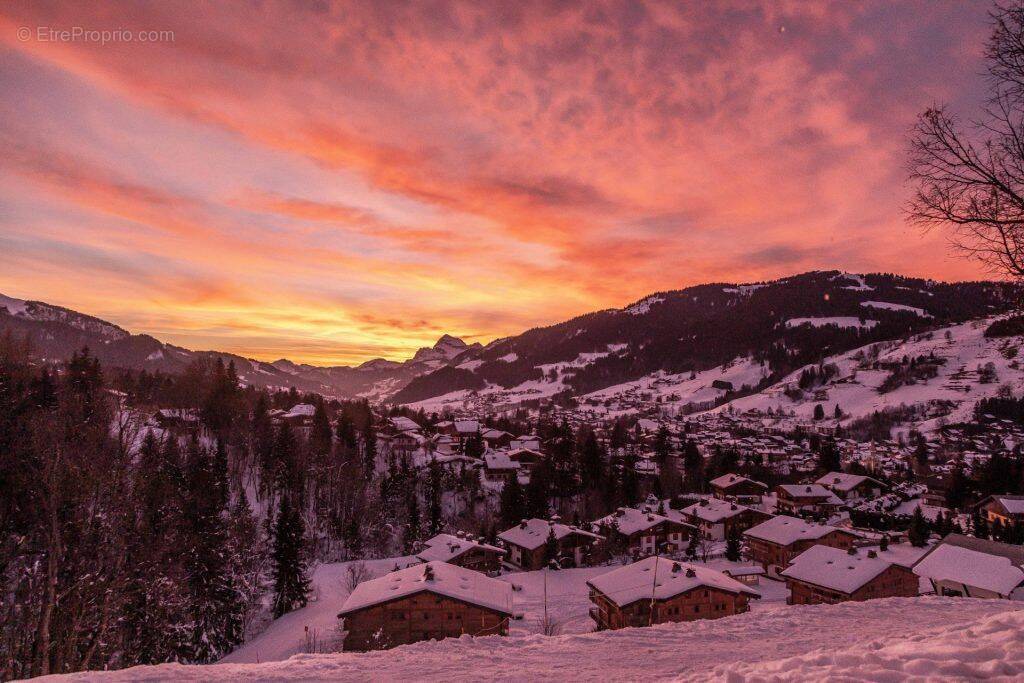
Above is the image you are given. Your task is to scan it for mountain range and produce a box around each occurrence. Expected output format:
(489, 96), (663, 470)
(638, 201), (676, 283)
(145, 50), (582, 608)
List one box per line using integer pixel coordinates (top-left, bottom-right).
(1, 271), (1020, 408)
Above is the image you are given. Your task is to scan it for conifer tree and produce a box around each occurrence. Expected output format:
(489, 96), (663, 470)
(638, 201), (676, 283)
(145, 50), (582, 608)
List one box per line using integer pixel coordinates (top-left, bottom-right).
(499, 475), (527, 528)
(725, 525), (742, 562)
(270, 494), (310, 618)
(544, 527), (560, 565)
(908, 507), (930, 547)
(526, 463), (551, 519)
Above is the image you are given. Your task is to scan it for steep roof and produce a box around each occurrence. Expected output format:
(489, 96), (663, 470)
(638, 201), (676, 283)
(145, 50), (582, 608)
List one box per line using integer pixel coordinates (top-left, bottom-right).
(814, 472), (886, 493)
(743, 515), (851, 546)
(913, 534), (1024, 596)
(777, 484), (843, 504)
(415, 533), (505, 563)
(781, 546), (900, 594)
(498, 518), (601, 550)
(710, 474), (767, 491)
(680, 497), (759, 523)
(338, 561), (513, 617)
(587, 556), (759, 608)
(594, 506), (694, 536)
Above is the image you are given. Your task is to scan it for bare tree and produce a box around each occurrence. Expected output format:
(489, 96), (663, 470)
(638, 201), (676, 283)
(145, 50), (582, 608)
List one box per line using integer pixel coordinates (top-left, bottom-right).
(908, 3), (1024, 280)
(343, 561), (371, 593)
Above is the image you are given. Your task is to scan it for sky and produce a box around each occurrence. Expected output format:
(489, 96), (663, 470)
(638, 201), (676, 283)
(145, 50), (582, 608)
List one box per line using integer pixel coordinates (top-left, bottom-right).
(0, 1), (998, 365)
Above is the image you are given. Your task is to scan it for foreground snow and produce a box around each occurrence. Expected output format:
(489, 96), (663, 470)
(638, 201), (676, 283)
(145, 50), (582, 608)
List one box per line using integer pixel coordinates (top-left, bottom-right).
(41, 597), (1024, 681)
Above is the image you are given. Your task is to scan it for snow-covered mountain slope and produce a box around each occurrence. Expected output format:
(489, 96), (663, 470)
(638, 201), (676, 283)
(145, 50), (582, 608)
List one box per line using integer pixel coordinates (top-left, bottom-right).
(39, 598), (1024, 681)
(710, 316), (1024, 431)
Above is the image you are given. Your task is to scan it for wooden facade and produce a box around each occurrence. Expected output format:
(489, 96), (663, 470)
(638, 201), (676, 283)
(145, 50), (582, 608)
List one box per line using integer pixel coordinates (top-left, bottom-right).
(745, 529), (857, 575)
(786, 563), (919, 605)
(589, 585), (752, 630)
(340, 591), (509, 651)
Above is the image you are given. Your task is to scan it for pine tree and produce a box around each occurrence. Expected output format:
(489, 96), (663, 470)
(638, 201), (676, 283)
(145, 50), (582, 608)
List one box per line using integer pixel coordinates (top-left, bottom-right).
(427, 460), (444, 535)
(685, 527), (700, 560)
(683, 440), (703, 492)
(579, 430), (605, 490)
(621, 454), (640, 505)
(544, 527), (560, 566)
(213, 437), (229, 511)
(813, 403), (825, 420)
(879, 534), (889, 551)
(526, 463), (551, 519)
(908, 507), (930, 547)
(270, 494), (311, 618)
(310, 400), (333, 462)
(725, 525), (742, 562)
(362, 419), (378, 474)
(972, 508), (990, 539)
(499, 475), (527, 528)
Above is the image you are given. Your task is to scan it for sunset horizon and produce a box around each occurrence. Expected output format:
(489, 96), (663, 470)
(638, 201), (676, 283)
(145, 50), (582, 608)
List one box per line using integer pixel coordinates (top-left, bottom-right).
(0, 1), (1000, 365)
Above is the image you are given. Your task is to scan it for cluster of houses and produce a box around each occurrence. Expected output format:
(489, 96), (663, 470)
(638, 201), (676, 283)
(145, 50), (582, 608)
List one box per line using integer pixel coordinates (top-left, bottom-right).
(335, 467), (1024, 651)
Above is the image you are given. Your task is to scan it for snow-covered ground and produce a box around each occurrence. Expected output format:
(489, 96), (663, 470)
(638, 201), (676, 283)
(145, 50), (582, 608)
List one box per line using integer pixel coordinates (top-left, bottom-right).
(711, 317), (1024, 431)
(222, 556), (789, 664)
(42, 598), (1024, 681)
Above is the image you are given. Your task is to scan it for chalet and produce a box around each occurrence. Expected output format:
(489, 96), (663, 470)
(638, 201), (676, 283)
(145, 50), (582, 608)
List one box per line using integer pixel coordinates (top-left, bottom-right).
(337, 562), (513, 651)
(710, 474), (769, 503)
(153, 408), (199, 430)
(388, 416), (421, 433)
(913, 534), (1024, 599)
(814, 472), (887, 502)
(782, 545), (920, 605)
(975, 495), (1024, 527)
(507, 448), (544, 472)
(482, 451), (519, 483)
(593, 506), (696, 558)
(383, 430), (422, 457)
(498, 518), (602, 570)
(743, 515), (858, 577)
(587, 557), (759, 630)
(774, 484), (843, 517)
(481, 428), (513, 449)
(676, 498), (771, 541)
(710, 380), (734, 392)
(510, 435), (542, 452)
(415, 533), (505, 572)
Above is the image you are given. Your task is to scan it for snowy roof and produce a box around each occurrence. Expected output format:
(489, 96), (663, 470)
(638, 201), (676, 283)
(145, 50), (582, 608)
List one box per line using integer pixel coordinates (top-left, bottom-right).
(814, 472), (885, 493)
(338, 561), (513, 617)
(389, 416), (420, 432)
(454, 420), (480, 434)
(498, 518), (601, 550)
(743, 515), (850, 546)
(415, 534), (505, 563)
(680, 497), (757, 523)
(913, 535), (1024, 596)
(782, 546), (901, 594)
(587, 556), (759, 608)
(777, 484), (843, 503)
(594, 507), (693, 536)
(484, 451), (519, 470)
(481, 428), (511, 439)
(710, 473), (767, 491)
(283, 403), (316, 418)
(992, 495), (1024, 515)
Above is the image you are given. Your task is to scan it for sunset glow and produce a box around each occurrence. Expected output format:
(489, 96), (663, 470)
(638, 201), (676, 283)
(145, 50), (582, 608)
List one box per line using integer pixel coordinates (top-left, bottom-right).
(0, 1), (994, 364)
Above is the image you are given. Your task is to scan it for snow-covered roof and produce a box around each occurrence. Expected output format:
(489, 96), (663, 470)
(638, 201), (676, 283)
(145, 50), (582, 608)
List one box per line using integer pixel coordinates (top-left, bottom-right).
(743, 515), (850, 546)
(415, 534), (505, 563)
(814, 472), (885, 493)
(498, 518), (601, 550)
(454, 420), (480, 434)
(283, 403), (316, 418)
(777, 484), (843, 503)
(913, 535), (1024, 596)
(992, 495), (1024, 515)
(389, 416), (420, 432)
(710, 473), (767, 491)
(484, 451), (518, 470)
(680, 497), (757, 523)
(338, 561), (513, 616)
(782, 546), (899, 594)
(587, 556), (759, 608)
(594, 507), (692, 536)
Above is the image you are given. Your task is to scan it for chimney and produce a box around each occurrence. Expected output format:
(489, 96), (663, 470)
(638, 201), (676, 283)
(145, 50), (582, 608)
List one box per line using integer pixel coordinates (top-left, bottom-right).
(519, 520), (528, 529)
(423, 565), (435, 581)
(672, 562), (682, 573)
(805, 486), (812, 493)
(847, 547), (857, 555)
(867, 550), (878, 558)
(730, 504), (737, 510)
(685, 568), (696, 578)
(615, 507), (625, 517)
